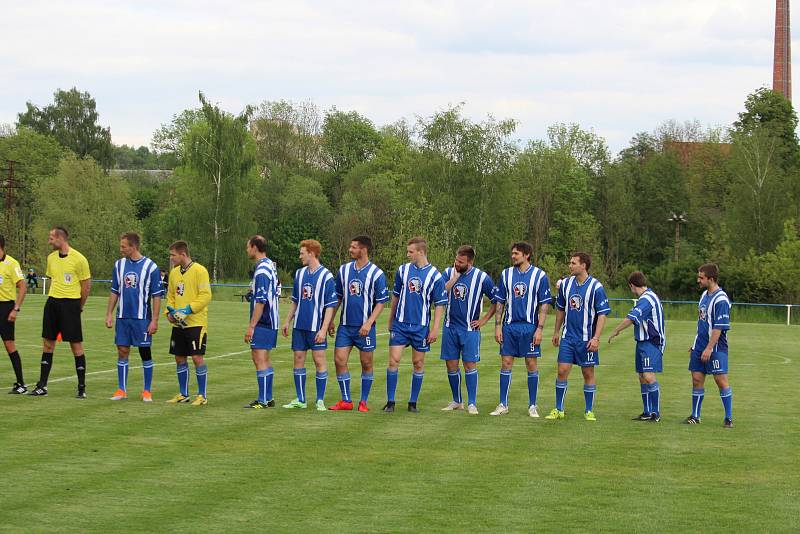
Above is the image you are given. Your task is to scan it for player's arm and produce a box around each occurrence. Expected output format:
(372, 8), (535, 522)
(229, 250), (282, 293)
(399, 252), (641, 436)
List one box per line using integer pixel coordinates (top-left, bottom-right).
(471, 300), (496, 330)
(588, 314), (607, 352)
(187, 270), (212, 314)
(387, 295), (398, 331)
(494, 302), (505, 344)
(444, 266), (459, 291)
(427, 304), (445, 344)
(608, 318), (633, 343)
(551, 308), (565, 347)
(148, 295), (161, 335)
(533, 302), (550, 346)
(246, 302), (265, 343)
(701, 328), (723, 362)
(316, 306), (335, 344)
(7, 280), (27, 323)
(105, 292), (119, 328)
(165, 272), (177, 323)
(79, 278), (91, 312)
(282, 300), (298, 337)
(328, 298), (342, 336)
(360, 301), (384, 337)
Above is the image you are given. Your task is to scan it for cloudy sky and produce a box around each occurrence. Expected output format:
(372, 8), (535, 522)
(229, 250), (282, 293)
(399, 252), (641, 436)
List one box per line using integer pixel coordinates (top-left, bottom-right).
(1, 0), (790, 153)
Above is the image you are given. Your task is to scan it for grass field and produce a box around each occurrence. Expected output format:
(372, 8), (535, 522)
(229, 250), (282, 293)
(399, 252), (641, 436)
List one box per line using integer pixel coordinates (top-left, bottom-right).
(1, 295), (798, 533)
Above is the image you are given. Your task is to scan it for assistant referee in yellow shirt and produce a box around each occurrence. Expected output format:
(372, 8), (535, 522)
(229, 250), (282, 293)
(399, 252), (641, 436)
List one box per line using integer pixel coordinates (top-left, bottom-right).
(0, 234), (28, 393)
(29, 227), (92, 398)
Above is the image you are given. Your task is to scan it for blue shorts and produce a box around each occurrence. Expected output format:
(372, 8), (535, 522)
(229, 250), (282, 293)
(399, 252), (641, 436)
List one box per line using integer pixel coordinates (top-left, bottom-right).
(115, 318), (152, 347)
(335, 325), (377, 352)
(557, 337), (599, 367)
(689, 349), (728, 375)
(440, 326), (481, 362)
(635, 341), (663, 373)
(499, 322), (540, 358)
(291, 329), (327, 351)
(251, 326), (277, 350)
(390, 322), (429, 353)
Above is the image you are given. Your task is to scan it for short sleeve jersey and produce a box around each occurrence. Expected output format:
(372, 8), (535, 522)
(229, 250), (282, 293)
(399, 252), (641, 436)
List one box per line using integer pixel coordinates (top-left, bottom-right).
(251, 257), (280, 329)
(46, 248), (91, 299)
(0, 254), (24, 302)
(392, 263), (447, 326)
(556, 275), (611, 342)
(111, 256), (164, 320)
(291, 265), (337, 332)
(493, 265), (552, 326)
(442, 266), (495, 331)
(626, 289), (666, 352)
(692, 288), (731, 353)
(335, 261), (389, 327)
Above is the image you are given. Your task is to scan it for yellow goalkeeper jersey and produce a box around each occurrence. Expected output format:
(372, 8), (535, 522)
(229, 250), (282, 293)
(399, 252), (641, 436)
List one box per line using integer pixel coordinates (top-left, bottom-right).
(46, 248), (91, 299)
(166, 262), (212, 328)
(0, 254), (24, 302)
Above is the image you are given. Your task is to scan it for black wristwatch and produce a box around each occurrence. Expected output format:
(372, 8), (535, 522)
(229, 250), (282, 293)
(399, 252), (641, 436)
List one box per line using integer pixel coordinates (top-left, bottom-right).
(13, 307), (20, 312)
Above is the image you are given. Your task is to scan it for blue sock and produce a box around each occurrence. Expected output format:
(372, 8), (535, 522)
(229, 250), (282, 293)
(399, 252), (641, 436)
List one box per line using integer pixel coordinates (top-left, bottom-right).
(264, 367), (274, 401)
(692, 388), (705, 418)
(293, 368), (307, 403)
(257, 369), (270, 404)
(720, 387), (733, 419)
(527, 371), (539, 406)
(360, 373), (374, 402)
(409, 372), (424, 403)
(465, 368), (478, 406)
(447, 368), (462, 403)
(386, 369), (399, 402)
(499, 369), (512, 406)
(196, 364), (208, 397)
(337, 372), (351, 402)
(641, 383), (650, 414)
(316, 371), (328, 402)
(142, 360), (154, 392)
(647, 382), (660, 415)
(177, 363), (189, 397)
(584, 384), (596, 413)
(117, 358), (128, 392)
(555, 380), (568, 411)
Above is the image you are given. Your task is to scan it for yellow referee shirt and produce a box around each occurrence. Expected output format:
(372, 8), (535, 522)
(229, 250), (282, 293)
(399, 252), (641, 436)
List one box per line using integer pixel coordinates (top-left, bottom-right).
(0, 254), (24, 302)
(46, 248), (91, 299)
(166, 262), (212, 328)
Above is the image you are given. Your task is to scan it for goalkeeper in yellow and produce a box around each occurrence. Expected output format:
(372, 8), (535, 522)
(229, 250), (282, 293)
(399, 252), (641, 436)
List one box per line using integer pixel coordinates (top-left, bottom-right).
(164, 240), (212, 405)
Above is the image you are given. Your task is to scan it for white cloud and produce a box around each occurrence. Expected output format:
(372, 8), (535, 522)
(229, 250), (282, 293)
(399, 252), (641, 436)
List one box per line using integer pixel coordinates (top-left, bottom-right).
(0, 0), (789, 152)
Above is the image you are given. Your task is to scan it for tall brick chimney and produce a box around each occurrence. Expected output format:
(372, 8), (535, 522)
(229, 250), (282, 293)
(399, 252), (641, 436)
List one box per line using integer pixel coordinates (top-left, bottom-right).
(774, 0), (792, 100)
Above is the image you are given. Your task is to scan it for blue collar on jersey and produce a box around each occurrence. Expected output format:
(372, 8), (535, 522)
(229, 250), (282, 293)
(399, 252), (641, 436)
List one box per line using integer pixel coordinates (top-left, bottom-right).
(514, 264), (533, 275)
(574, 275), (593, 287)
(352, 260), (372, 272)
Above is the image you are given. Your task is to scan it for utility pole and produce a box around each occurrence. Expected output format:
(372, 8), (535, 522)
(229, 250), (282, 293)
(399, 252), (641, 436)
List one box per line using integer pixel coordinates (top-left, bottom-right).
(668, 212), (687, 262)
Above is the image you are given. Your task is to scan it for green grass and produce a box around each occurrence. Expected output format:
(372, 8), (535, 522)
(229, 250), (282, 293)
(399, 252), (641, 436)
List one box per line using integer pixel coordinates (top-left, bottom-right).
(0, 295), (798, 533)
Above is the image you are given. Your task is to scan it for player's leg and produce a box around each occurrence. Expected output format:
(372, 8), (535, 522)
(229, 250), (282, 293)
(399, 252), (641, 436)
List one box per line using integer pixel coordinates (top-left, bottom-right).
(191, 354), (208, 404)
(525, 356), (540, 417)
(713, 366), (732, 427)
(284, 350), (309, 408)
(358, 350), (375, 411)
(384, 344), (404, 411)
(32, 298), (59, 395)
(332, 344), (354, 408)
(407, 348), (426, 411)
(464, 360), (478, 413)
(168, 327), (191, 402)
(546, 361), (572, 419)
(440, 327), (463, 410)
(111, 345), (131, 400)
(247, 348), (273, 408)
(2, 311), (26, 392)
(637, 374), (650, 418)
(494, 356), (514, 415)
(686, 371), (707, 423)
(581, 365), (597, 419)
(311, 348), (328, 410)
(61, 298), (87, 398)
(138, 347), (154, 400)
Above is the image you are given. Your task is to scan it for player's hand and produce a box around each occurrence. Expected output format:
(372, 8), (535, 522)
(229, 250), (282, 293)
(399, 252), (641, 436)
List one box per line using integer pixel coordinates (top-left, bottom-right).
(147, 320), (158, 335)
(552, 334), (561, 347)
(449, 264), (460, 282)
(245, 325), (255, 344)
(700, 348), (712, 362)
(586, 337), (600, 352)
(608, 331), (619, 344)
(8, 309), (17, 323)
(359, 323), (371, 337)
(533, 327), (543, 346)
(495, 325), (503, 344)
(314, 329), (326, 344)
(281, 323), (290, 337)
(104, 315), (113, 329)
(328, 322), (336, 336)
(427, 330), (439, 344)
(387, 319), (393, 333)
(166, 306), (177, 323)
(470, 319), (484, 330)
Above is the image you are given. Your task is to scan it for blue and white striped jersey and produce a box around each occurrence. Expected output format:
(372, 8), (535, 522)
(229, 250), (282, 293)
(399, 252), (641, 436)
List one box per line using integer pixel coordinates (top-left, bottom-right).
(627, 289), (666, 352)
(251, 257), (280, 329)
(556, 276), (611, 342)
(335, 261), (389, 327)
(442, 266), (495, 331)
(493, 265), (552, 326)
(111, 256), (163, 320)
(692, 288), (731, 353)
(392, 263), (447, 326)
(291, 265), (337, 332)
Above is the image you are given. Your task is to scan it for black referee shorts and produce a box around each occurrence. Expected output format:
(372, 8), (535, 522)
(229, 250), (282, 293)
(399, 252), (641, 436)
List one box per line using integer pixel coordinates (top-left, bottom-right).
(0, 301), (15, 342)
(42, 297), (83, 342)
(169, 326), (207, 356)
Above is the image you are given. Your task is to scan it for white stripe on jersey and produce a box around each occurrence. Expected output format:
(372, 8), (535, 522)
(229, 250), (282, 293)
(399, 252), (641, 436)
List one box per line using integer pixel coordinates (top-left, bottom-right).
(465, 270), (483, 332)
(293, 267), (307, 329)
(340, 263), (351, 325)
(420, 267), (439, 327)
(397, 264), (410, 323)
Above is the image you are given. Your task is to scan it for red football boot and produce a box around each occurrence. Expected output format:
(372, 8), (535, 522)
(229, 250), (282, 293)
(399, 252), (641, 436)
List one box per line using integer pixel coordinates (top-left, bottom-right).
(329, 400), (354, 411)
(357, 400), (369, 412)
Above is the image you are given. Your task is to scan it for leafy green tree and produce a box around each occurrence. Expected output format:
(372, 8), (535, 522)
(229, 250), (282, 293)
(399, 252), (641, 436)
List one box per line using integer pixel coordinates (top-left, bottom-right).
(151, 109), (204, 167)
(321, 109), (381, 176)
(17, 88), (114, 169)
(251, 99), (322, 172)
(32, 154), (136, 277)
(733, 87), (799, 163)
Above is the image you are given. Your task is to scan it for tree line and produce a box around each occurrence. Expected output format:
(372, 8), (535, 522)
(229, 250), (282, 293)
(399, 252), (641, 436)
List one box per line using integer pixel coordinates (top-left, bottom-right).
(1, 87), (799, 303)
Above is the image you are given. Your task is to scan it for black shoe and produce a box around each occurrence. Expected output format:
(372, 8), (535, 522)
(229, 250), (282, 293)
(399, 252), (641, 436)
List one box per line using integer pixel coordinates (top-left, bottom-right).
(266, 399), (276, 407)
(244, 400), (268, 409)
(683, 415), (701, 424)
(9, 383), (27, 394)
(382, 401), (395, 413)
(76, 388), (87, 399)
(407, 402), (419, 413)
(28, 385), (48, 396)
(633, 412), (650, 421)
(647, 413), (661, 422)
(723, 418), (733, 428)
